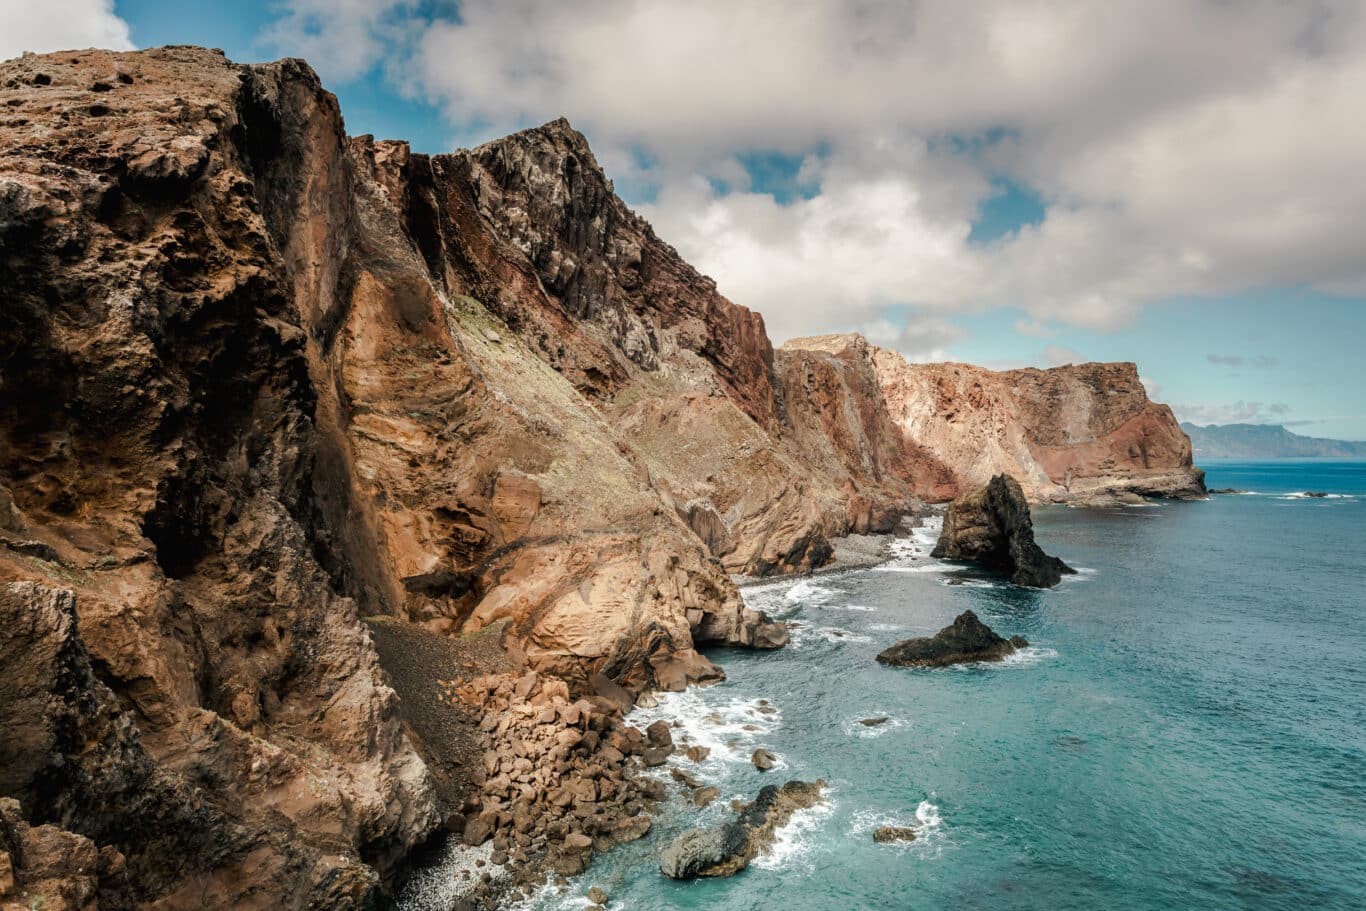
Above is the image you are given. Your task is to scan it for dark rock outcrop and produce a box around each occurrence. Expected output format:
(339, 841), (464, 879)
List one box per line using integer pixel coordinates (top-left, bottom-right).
(659, 780), (825, 879)
(932, 475), (1075, 587)
(876, 610), (1027, 668)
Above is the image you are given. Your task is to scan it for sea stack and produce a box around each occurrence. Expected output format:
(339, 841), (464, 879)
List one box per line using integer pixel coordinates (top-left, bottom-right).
(876, 610), (1027, 667)
(932, 474), (1076, 588)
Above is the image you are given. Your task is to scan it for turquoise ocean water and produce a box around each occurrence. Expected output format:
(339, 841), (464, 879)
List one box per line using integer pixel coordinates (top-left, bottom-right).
(490, 461), (1366, 911)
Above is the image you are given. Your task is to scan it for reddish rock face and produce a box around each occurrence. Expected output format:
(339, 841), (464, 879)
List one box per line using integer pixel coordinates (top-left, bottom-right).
(801, 341), (1205, 503)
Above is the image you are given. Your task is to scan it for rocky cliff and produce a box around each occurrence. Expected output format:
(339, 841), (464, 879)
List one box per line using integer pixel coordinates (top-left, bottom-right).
(0, 45), (1202, 908)
(784, 336), (1205, 503)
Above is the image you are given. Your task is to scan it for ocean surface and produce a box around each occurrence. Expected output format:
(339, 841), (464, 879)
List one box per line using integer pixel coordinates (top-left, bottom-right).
(499, 461), (1365, 911)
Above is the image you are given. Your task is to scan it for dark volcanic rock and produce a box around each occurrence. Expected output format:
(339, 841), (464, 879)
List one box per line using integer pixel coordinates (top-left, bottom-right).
(876, 610), (1027, 668)
(659, 780), (825, 879)
(932, 474), (1075, 587)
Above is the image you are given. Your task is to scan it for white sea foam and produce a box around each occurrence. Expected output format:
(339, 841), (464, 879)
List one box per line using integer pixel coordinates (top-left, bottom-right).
(1276, 492), (1354, 500)
(629, 690), (779, 769)
(850, 799), (945, 854)
(823, 602), (878, 612)
(939, 577), (998, 589)
(998, 646), (1060, 668)
(784, 579), (837, 603)
(872, 562), (948, 574)
(749, 795), (836, 871)
(787, 624), (873, 648)
(843, 715), (905, 739)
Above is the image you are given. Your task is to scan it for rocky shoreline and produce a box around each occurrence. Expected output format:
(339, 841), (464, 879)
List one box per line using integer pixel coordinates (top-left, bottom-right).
(0, 45), (1205, 910)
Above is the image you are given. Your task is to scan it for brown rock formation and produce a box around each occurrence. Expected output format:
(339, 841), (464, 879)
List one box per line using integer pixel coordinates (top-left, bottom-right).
(782, 336), (1204, 503)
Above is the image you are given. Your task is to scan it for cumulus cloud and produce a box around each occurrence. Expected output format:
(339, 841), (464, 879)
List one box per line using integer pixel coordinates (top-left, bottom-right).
(256, 0), (1366, 335)
(260, 0), (419, 84)
(1016, 318), (1059, 339)
(0, 0), (133, 61)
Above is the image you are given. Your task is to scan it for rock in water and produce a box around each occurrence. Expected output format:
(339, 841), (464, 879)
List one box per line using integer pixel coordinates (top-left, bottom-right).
(876, 610), (1028, 668)
(932, 474), (1075, 587)
(873, 826), (917, 843)
(659, 780), (825, 879)
(751, 748), (777, 770)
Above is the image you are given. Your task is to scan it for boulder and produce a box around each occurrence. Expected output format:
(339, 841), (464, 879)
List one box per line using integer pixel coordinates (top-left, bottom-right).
(751, 748), (777, 771)
(876, 610), (1027, 668)
(659, 780), (825, 879)
(645, 720), (674, 749)
(932, 474), (1075, 587)
(658, 823), (750, 880)
(873, 826), (917, 843)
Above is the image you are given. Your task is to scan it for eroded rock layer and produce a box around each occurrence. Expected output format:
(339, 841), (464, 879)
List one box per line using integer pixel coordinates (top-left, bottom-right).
(784, 336), (1205, 503)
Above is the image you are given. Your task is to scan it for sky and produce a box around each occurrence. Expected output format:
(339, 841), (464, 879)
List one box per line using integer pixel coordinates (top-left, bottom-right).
(3, 1), (1364, 439)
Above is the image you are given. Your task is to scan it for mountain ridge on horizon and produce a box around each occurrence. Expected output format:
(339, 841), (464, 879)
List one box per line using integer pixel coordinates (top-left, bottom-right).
(1181, 421), (1366, 459)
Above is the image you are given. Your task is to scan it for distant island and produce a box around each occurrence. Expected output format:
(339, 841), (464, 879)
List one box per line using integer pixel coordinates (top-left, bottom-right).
(1181, 423), (1366, 459)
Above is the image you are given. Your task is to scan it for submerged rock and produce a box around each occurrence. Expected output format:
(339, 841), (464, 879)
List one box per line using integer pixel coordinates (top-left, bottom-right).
(932, 474), (1075, 587)
(873, 825), (917, 843)
(876, 610), (1027, 668)
(859, 717), (890, 727)
(659, 780), (826, 879)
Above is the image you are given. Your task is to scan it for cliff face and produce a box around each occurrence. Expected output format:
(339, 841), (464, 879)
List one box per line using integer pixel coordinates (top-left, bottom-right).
(0, 46), (825, 908)
(0, 45), (1202, 908)
(794, 341), (1205, 502)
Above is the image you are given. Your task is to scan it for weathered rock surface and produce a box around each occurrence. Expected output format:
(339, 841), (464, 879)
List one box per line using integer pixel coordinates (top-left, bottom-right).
(872, 825), (918, 843)
(659, 780), (825, 879)
(932, 475), (1075, 587)
(0, 43), (1204, 908)
(876, 610), (1027, 668)
(783, 336), (1206, 504)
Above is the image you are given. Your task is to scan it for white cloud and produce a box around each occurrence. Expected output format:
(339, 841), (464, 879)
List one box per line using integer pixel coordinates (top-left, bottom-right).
(0, 0), (133, 61)
(1172, 400), (1293, 425)
(1139, 375), (1164, 403)
(257, 0), (1366, 336)
(1040, 345), (1087, 367)
(1016, 318), (1059, 339)
(261, 0), (418, 84)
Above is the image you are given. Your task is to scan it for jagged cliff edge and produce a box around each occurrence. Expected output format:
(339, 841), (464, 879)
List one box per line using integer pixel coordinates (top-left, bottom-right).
(0, 47), (1202, 907)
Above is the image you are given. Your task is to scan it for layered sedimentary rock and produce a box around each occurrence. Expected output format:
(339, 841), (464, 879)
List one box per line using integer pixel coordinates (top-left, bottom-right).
(876, 609), (1026, 667)
(783, 336), (1205, 503)
(932, 475), (1075, 588)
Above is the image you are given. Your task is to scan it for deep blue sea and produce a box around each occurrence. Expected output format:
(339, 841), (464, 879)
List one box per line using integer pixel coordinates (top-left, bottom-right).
(503, 461), (1366, 910)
